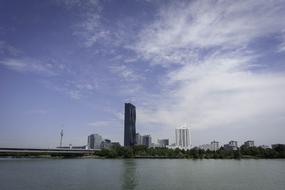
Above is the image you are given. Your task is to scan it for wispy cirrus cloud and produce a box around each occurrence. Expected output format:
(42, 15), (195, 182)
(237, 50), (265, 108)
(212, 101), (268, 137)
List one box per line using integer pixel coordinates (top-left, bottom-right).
(56, 0), (100, 10)
(0, 41), (22, 56)
(68, 0), (285, 138)
(0, 56), (98, 100)
(109, 64), (144, 81)
(129, 0), (285, 143)
(134, 0), (285, 65)
(0, 58), (57, 76)
(42, 78), (98, 100)
(278, 32), (285, 53)
(138, 52), (285, 128)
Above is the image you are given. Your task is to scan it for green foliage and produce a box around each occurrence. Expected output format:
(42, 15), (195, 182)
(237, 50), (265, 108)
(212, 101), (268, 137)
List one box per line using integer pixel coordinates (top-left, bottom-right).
(2, 145), (284, 159)
(79, 144), (285, 159)
(233, 149), (241, 159)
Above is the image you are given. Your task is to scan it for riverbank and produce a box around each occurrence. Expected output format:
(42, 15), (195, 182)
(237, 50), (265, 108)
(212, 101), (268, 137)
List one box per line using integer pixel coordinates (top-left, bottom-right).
(1, 144), (284, 159)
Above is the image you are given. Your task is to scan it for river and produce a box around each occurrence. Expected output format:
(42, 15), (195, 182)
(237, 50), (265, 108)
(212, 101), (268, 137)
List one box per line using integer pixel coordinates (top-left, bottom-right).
(0, 158), (284, 190)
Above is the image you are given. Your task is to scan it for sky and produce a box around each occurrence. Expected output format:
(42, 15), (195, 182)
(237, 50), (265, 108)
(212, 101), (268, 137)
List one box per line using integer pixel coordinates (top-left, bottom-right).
(1, 0), (285, 148)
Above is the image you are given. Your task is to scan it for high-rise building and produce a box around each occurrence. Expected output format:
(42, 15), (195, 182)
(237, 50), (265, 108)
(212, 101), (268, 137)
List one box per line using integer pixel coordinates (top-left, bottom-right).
(136, 133), (143, 145)
(124, 103), (136, 147)
(244, 140), (255, 147)
(88, 134), (103, 149)
(142, 135), (152, 147)
(175, 125), (191, 149)
(158, 139), (169, 147)
(211, 140), (219, 151)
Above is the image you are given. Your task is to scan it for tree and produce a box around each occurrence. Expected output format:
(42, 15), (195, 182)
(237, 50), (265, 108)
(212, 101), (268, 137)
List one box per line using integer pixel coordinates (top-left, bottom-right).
(234, 149), (241, 159)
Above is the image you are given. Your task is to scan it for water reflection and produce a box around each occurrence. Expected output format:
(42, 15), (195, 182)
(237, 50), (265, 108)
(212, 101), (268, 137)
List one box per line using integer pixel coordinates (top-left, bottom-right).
(121, 159), (138, 190)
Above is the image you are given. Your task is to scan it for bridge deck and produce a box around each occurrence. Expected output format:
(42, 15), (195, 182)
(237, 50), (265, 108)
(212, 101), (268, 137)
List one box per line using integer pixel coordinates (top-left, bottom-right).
(0, 148), (100, 154)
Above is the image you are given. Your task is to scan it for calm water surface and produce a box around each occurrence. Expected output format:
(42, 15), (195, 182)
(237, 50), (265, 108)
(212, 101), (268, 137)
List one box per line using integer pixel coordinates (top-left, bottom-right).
(0, 158), (284, 190)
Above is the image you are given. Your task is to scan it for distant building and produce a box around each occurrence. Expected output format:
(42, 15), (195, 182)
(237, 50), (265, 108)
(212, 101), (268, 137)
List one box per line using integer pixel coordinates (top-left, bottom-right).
(229, 141), (238, 147)
(111, 142), (121, 148)
(175, 125), (191, 149)
(88, 134), (103, 149)
(142, 135), (152, 147)
(157, 139), (169, 147)
(224, 140), (238, 151)
(199, 144), (211, 151)
(124, 103), (136, 147)
(198, 141), (219, 151)
(272, 144), (285, 150)
(101, 139), (112, 149)
(244, 140), (255, 148)
(136, 133), (143, 145)
(224, 144), (236, 151)
(211, 140), (219, 151)
(99, 139), (121, 150)
(259, 145), (270, 149)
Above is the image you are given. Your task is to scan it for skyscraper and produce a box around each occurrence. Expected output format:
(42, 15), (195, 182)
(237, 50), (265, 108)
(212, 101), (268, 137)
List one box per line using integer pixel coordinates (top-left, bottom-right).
(175, 125), (191, 149)
(124, 103), (136, 146)
(88, 134), (103, 149)
(142, 135), (152, 147)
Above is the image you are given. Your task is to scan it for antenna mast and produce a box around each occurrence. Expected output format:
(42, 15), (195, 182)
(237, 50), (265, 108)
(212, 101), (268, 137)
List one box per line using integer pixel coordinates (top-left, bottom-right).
(60, 129), (64, 147)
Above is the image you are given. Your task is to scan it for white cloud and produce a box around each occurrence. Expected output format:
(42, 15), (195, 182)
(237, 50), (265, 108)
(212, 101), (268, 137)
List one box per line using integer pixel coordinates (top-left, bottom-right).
(131, 0), (285, 143)
(278, 32), (285, 53)
(56, 0), (99, 10)
(41, 78), (98, 100)
(0, 41), (22, 56)
(109, 64), (144, 81)
(75, 14), (109, 48)
(138, 52), (285, 131)
(279, 43), (285, 53)
(134, 0), (285, 65)
(0, 58), (57, 76)
(69, 0), (110, 48)
(72, 1), (142, 52)
(0, 55), (99, 100)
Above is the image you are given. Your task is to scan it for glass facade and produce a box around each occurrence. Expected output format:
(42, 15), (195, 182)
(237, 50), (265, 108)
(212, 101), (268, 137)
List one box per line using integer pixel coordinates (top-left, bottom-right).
(124, 103), (136, 146)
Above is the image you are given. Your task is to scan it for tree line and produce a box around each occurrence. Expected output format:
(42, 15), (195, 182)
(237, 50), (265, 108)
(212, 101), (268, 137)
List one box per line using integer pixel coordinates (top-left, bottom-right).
(95, 144), (285, 159)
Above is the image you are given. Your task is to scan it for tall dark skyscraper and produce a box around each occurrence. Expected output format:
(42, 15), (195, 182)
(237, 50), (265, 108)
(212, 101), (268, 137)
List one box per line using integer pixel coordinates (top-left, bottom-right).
(124, 103), (136, 146)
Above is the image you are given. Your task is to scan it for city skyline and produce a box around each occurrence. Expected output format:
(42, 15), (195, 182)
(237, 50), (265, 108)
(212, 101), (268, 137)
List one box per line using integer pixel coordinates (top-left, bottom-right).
(1, 0), (285, 148)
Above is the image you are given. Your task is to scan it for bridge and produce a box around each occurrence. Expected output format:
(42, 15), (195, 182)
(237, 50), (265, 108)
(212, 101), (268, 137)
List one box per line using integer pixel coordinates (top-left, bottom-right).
(0, 147), (100, 157)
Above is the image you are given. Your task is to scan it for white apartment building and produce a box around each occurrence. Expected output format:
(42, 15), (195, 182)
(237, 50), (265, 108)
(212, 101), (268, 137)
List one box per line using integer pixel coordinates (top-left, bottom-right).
(175, 125), (191, 149)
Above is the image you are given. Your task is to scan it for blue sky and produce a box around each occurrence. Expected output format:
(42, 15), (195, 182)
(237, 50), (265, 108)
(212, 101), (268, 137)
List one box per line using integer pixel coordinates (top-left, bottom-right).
(1, 0), (285, 148)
